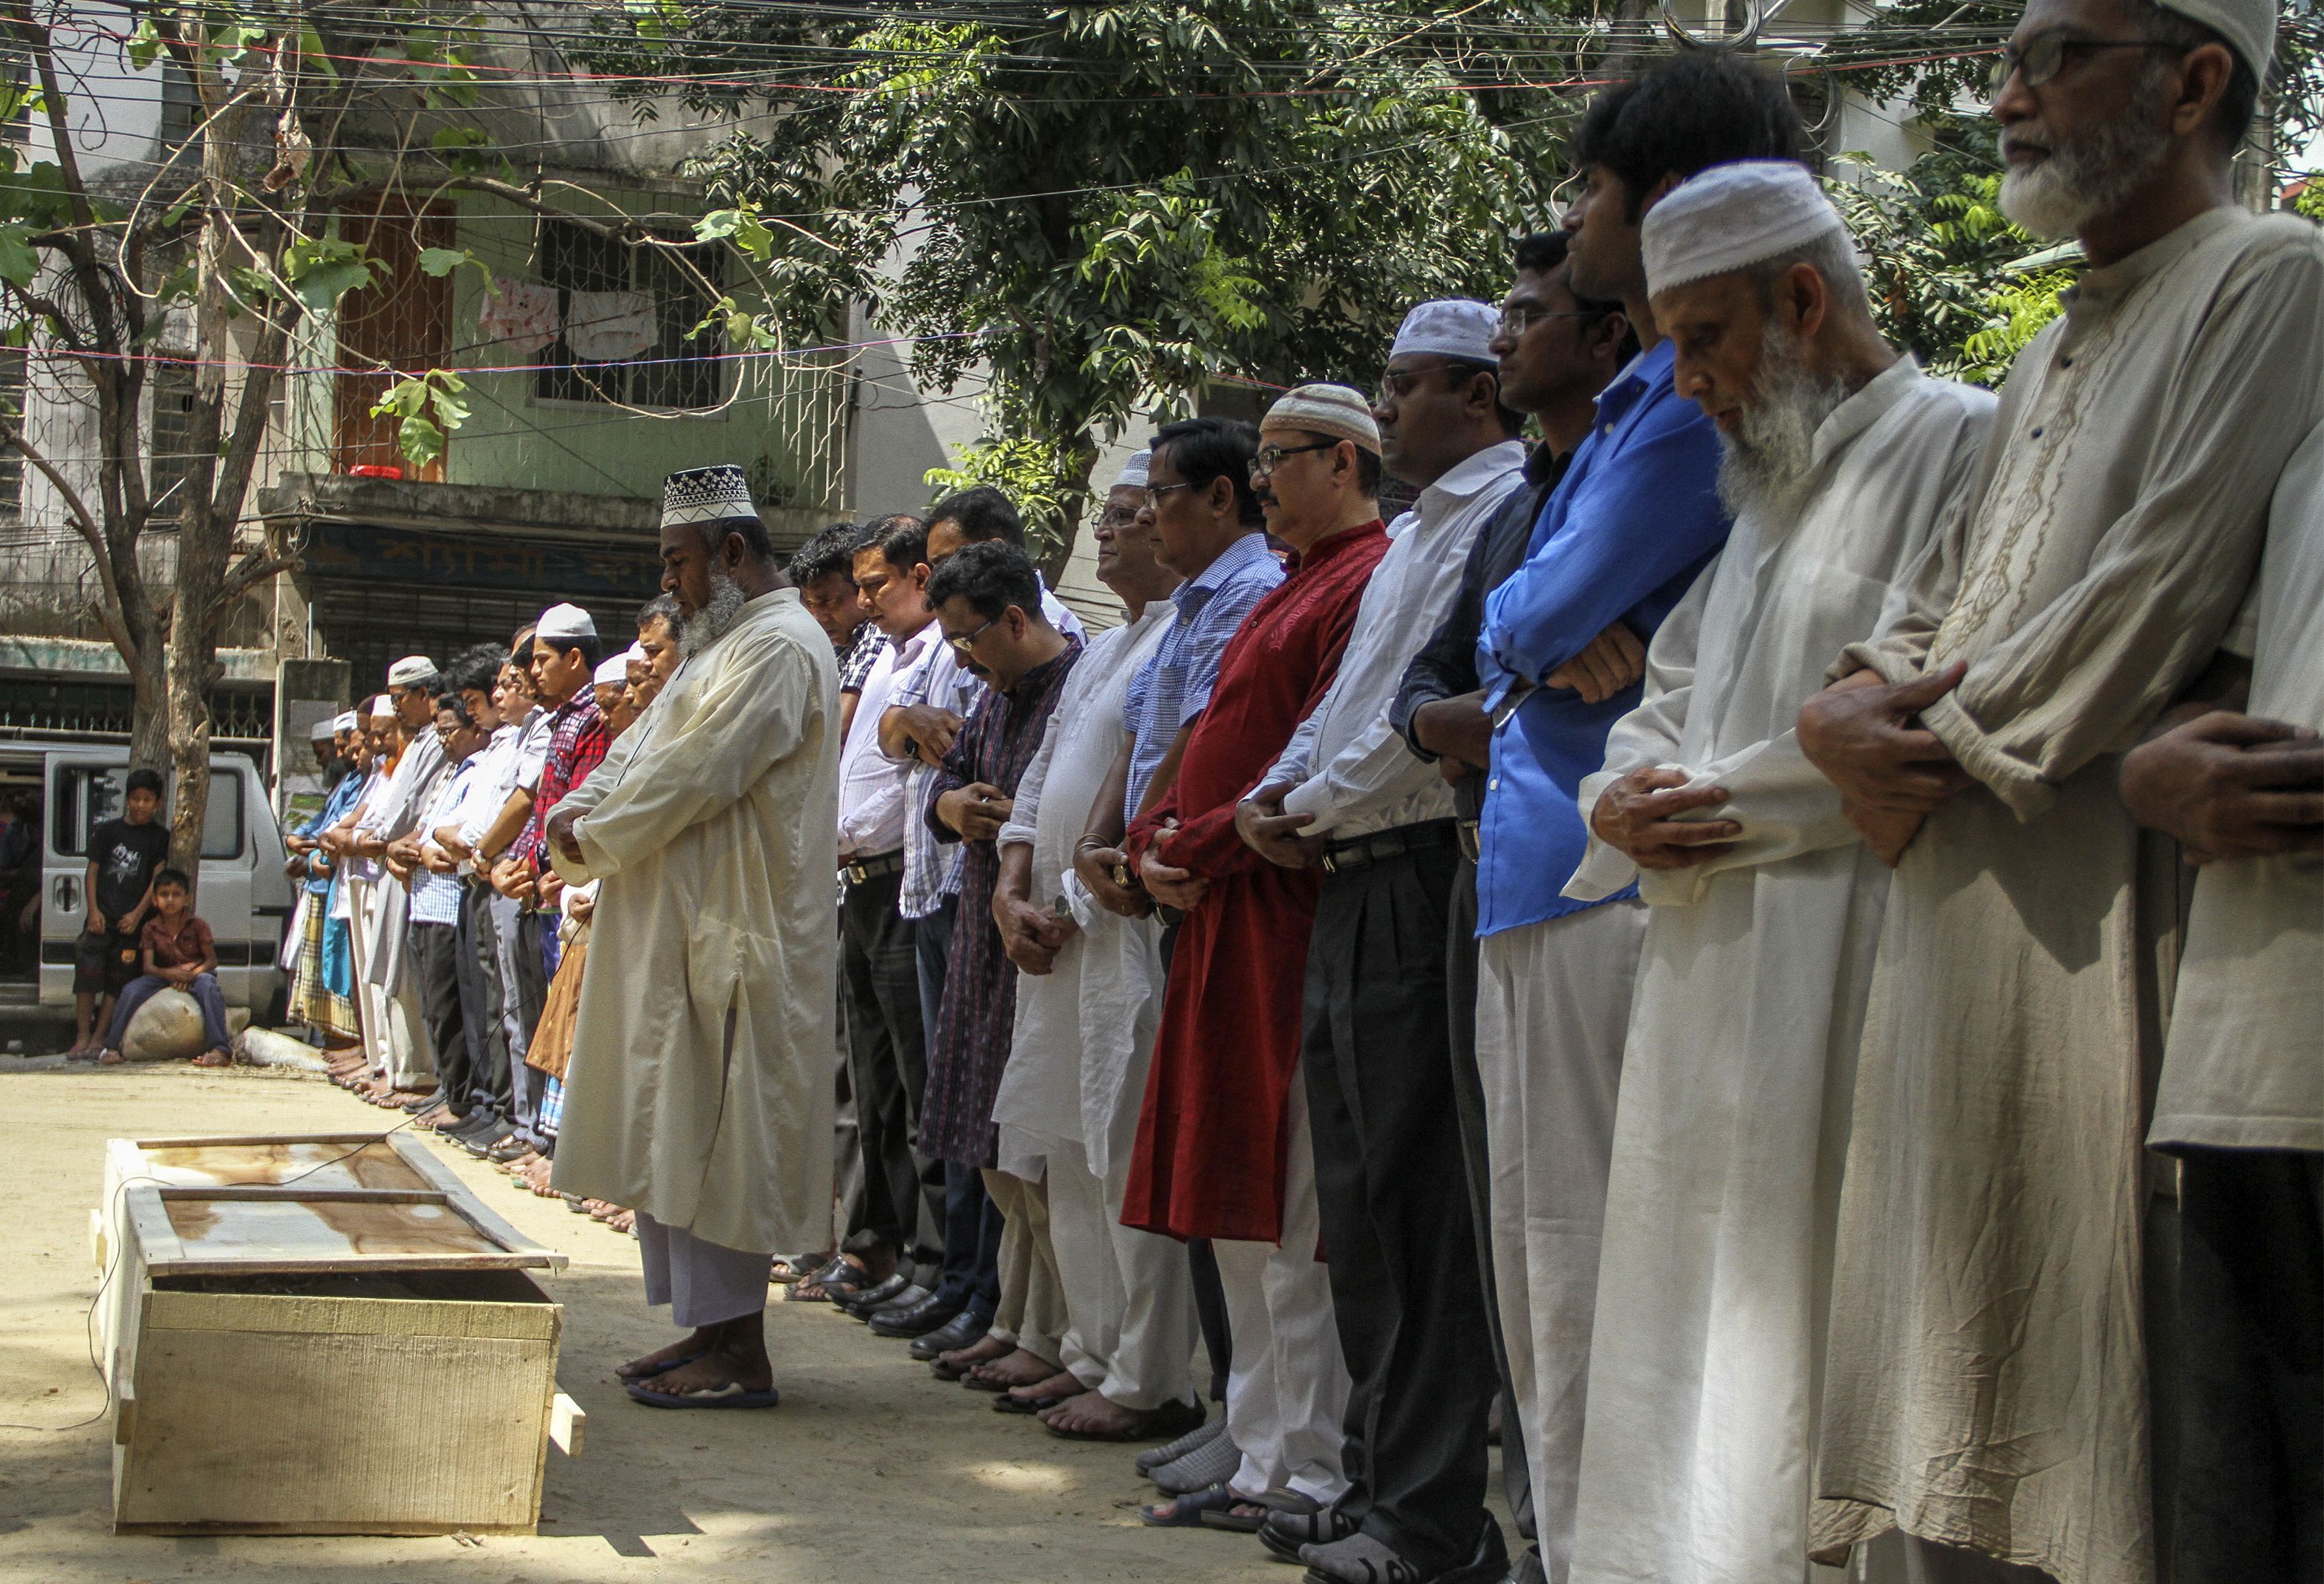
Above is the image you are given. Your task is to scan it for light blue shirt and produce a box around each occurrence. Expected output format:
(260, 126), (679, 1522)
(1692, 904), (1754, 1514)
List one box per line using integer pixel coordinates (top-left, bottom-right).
(1120, 531), (1283, 822)
(1475, 339), (1731, 938)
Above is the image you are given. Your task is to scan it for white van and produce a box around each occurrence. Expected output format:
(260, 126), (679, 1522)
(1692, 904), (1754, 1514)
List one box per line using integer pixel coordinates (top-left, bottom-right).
(0, 740), (293, 1016)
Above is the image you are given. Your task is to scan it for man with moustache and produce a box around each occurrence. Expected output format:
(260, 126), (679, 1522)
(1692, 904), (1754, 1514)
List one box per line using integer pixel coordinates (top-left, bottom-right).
(1796, 0), (2324, 1576)
(1468, 52), (1795, 1582)
(1559, 161), (1996, 1584)
(1234, 300), (1527, 1584)
(548, 463), (841, 1408)
(989, 452), (1207, 1443)
(1124, 384), (1386, 1534)
(1390, 230), (1635, 1584)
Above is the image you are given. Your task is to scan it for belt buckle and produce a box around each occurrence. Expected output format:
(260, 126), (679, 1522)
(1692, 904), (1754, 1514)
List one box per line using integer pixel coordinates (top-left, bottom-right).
(844, 861), (868, 885)
(1321, 850), (1340, 875)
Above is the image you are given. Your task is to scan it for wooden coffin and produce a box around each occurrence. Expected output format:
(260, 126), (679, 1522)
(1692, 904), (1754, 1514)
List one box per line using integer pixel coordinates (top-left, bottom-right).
(101, 1134), (579, 1537)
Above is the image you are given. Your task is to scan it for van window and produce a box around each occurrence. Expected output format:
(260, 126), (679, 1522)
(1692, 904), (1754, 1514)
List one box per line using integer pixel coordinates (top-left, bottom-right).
(51, 766), (244, 860)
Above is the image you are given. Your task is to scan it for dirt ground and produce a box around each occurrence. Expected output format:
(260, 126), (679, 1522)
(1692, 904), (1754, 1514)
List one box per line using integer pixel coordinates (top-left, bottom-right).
(0, 1056), (1361, 1583)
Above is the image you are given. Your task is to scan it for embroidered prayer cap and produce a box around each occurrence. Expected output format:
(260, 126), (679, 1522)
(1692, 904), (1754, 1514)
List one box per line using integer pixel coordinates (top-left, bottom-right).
(331, 711), (359, 734)
(1642, 160), (1846, 300)
(536, 602), (598, 642)
(385, 654), (437, 688)
(1112, 449), (1153, 492)
(662, 463), (760, 530)
(1260, 382), (1381, 455)
(1389, 299), (1499, 365)
(592, 653), (632, 687)
(2155, 0), (2273, 76)
(307, 715), (339, 741)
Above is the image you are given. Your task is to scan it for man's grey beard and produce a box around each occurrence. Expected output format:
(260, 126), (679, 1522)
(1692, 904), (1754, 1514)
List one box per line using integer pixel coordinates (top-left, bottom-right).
(1716, 327), (1852, 524)
(1998, 75), (2175, 240)
(680, 568), (748, 658)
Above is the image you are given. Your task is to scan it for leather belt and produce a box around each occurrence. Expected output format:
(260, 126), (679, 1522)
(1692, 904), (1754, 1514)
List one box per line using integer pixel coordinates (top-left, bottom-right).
(1456, 820), (1481, 864)
(843, 850), (905, 887)
(1320, 819), (1459, 876)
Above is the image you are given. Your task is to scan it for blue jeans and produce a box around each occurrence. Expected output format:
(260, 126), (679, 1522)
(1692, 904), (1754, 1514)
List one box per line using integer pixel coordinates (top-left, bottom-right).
(108, 972), (229, 1052)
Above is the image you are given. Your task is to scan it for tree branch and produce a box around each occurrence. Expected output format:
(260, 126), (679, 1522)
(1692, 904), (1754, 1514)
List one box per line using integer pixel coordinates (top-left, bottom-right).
(0, 420), (141, 666)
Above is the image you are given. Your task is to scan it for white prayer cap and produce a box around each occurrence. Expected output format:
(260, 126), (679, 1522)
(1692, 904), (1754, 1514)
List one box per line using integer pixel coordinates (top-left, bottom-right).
(1112, 449), (1152, 492)
(1643, 160), (1847, 300)
(536, 602), (598, 642)
(1261, 382), (1381, 455)
(623, 642), (647, 667)
(662, 463), (758, 529)
(2155, 0), (2272, 76)
(385, 654), (437, 688)
(331, 710), (359, 734)
(307, 715), (339, 741)
(593, 653), (631, 687)
(1389, 299), (1499, 365)
(367, 696), (397, 720)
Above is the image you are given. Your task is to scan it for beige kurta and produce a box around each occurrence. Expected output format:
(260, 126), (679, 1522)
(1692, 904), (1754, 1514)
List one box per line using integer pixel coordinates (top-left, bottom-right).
(2148, 418), (2324, 1152)
(549, 589), (841, 1257)
(1561, 359), (1994, 1584)
(1812, 209), (2324, 1584)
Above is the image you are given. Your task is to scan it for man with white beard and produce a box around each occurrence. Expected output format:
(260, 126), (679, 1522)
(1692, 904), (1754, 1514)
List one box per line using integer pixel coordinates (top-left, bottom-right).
(1795, 0), (2324, 1577)
(547, 463), (842, 1408)
(1558, 161), (1994, 1584)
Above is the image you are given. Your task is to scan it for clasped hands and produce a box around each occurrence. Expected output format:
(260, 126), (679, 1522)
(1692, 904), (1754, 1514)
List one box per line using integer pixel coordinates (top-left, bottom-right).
(1797, 662), (1973, 866)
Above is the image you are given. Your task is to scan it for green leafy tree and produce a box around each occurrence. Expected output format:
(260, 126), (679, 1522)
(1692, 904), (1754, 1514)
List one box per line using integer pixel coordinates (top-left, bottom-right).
(582, 0), (1596, 567)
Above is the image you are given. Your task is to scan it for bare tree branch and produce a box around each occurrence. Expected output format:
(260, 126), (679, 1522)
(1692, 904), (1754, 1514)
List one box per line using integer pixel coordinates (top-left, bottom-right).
(0, 420), (142, 666)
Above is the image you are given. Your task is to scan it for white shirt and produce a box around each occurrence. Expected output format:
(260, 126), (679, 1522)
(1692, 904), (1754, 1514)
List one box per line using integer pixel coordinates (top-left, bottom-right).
(836, 637), (908, 857)
(1267, 439), (1527, 840)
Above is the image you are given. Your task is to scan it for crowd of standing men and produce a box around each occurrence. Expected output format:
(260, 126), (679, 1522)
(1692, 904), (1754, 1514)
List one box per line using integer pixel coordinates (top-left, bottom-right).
(281, 4), (2320, 1582)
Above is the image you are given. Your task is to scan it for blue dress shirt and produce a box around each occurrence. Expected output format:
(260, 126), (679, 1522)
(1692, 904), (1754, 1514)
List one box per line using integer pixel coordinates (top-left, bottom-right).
(1474, 339), (1731, 937)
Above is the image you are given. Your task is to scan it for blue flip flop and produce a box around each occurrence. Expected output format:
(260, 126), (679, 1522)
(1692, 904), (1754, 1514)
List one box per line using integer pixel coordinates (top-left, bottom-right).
(625, 1378), (781, 1410)
(1140, 1481), (1246, 1528)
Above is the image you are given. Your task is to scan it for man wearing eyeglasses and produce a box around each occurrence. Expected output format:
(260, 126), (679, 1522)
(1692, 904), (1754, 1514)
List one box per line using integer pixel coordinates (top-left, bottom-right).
(1220, 299), (1525, 1584)
(1122, 384), (1389, 1536)
(917, 540), (1087, 1399)
(1794, 0), (2324, 1578)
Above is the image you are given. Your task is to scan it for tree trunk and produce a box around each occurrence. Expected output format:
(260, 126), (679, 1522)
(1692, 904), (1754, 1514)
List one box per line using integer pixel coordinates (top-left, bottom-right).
(1036, 429), (1099, 593)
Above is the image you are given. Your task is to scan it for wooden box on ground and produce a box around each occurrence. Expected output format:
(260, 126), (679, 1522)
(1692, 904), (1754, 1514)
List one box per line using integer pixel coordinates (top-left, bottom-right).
(99, 1134), (576, 1536)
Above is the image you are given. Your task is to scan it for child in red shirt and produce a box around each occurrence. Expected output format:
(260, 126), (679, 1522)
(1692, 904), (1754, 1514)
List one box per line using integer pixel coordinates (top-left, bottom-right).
(99, 869), (230, 1066)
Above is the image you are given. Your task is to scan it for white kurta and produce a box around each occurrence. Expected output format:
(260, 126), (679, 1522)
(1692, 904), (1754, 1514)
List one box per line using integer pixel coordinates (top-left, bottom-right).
(550, 590), (841, 1257)
(2148, 419), (2324, 1153)
(1814, 209), (2324, 1584)
(991, 601), (1174, 1179)
(1560, 359), (1996, 1584)
(354, 729), (446, 995)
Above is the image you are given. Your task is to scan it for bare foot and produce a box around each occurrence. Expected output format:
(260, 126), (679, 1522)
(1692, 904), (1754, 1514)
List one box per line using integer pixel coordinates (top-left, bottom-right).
(97, 1049), (125, 1066)
(1001, 1368), (1084, 1410)
(939, 1332), (1014, 1370)
(193, 1049), (231, 1068)
(968, 1347), (1064, 1389)
(605, 1210), (635, 1233)
(1038, 1389), (1151, 1436)
(617, 1329), (715, 1380)
(638, 1313), (772, 1396)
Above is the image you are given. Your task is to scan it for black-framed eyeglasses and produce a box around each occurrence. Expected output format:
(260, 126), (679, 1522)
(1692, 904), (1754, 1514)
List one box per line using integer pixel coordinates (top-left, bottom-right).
(1249, 440), (1338, 480)
(1498, 306), (1598, 338)
(945, 614), (1001, 656)
(1989, 35), (2181, 93)
(1141, 480), (1200, 510)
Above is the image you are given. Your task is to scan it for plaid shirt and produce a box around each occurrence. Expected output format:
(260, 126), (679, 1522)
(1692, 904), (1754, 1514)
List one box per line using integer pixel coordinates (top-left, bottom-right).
(514, 690), (609, 870)
(887, 630), (978, 920)
(838, 621), (884, 694)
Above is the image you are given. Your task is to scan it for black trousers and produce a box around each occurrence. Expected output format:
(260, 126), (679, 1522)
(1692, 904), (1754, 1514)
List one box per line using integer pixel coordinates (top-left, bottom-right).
(1448, 854), (1537, 1556)
(406, 919), (469, 1106)
(1302, 841), (1497, 1572)
(840, 865), (944, 1282)
(2168, 1145), (2324, 1583)
(455, 883), (510, 1118)
(511, 907), (553, 1140)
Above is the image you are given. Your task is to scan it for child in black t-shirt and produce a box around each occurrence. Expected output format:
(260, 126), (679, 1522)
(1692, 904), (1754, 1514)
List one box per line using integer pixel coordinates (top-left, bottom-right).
(69, 769), (170, 1057)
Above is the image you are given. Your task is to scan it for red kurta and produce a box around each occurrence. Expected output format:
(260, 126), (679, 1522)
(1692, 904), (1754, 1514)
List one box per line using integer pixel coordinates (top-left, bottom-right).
(1121, 520), (1387, 1243)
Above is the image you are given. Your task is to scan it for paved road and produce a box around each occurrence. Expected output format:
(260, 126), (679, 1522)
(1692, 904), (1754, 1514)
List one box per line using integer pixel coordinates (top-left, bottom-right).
(0, 1058), (1301, 1583)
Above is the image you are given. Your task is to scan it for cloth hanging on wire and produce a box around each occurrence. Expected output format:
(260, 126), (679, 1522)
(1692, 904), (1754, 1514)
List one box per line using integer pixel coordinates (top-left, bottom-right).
(477, 276), (559, 356)
(566, 290), (657, 362)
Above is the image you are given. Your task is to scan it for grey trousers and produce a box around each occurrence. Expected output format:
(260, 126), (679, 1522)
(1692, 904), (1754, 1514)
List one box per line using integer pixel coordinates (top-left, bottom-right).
(637, 1211), (772, 1329)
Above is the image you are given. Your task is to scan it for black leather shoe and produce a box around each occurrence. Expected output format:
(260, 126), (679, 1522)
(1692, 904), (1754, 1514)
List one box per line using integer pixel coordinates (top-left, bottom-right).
(858, 1284), (934, 1326)
(868, 1288), (967, 1338)
(910, 1308), (989, 1361)
(836, 1273), (914, 1319)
